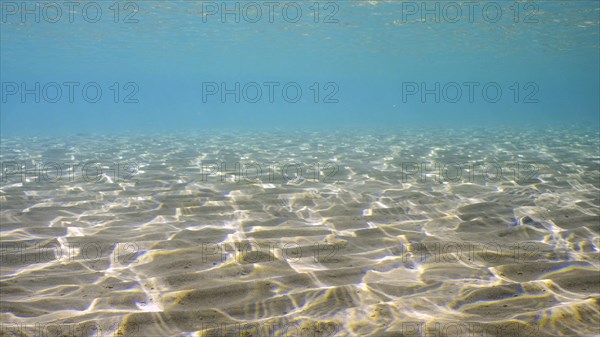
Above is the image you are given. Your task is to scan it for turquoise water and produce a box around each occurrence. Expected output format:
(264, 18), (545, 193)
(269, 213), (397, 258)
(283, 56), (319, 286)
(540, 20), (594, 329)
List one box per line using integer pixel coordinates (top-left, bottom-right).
(1, 1), (599, 134)
(1, 1), (599, 337)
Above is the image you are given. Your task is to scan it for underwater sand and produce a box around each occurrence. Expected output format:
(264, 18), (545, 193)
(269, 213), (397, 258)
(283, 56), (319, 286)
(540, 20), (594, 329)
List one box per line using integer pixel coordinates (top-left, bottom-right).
(1, 127), (598, 336)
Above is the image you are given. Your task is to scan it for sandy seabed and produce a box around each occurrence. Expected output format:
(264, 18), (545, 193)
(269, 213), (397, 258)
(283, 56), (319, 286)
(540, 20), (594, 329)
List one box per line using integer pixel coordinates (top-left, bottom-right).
(1, 127), (598, 337)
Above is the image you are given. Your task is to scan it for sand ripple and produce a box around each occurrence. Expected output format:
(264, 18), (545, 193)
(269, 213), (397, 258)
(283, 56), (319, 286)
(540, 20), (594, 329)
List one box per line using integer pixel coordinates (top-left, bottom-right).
(1, 128), (598, 336)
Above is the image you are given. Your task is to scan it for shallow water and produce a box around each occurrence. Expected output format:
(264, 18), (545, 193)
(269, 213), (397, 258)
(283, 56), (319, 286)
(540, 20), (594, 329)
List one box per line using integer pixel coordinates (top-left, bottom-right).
(1, 0), (600, 336)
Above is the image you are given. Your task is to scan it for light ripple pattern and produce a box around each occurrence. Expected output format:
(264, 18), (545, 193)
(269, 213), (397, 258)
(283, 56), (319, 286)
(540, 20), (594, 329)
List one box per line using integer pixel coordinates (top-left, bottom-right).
(1, 127), (598, 337)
